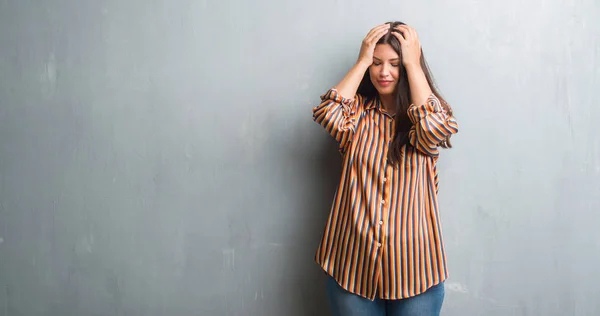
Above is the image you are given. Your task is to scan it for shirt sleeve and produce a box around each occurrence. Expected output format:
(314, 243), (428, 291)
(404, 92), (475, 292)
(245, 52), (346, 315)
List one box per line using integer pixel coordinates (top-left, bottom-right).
(407, 94), (459, 157)
(312, 88), (364, 154)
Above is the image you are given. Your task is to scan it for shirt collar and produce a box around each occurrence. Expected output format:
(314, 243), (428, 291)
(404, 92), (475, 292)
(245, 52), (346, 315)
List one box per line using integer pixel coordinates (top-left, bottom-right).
(365, 97), (395, 117)
(364, 97), (379, 111)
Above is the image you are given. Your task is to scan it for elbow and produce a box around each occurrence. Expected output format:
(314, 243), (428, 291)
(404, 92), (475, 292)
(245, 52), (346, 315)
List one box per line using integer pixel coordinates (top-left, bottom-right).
(409, 132), (439, 157)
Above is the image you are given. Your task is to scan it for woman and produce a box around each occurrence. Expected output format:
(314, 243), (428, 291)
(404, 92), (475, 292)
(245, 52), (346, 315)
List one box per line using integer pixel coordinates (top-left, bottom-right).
(312, 21), (459, 316)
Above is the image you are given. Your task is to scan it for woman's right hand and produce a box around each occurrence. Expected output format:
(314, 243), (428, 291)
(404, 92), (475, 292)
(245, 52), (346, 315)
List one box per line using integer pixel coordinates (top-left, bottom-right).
(328, 24), (390, 101)
(357, 24), (390, 66)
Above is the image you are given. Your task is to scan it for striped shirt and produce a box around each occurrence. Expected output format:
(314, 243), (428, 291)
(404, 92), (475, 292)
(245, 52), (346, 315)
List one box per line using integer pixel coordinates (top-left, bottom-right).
(312, 88), (459, 300)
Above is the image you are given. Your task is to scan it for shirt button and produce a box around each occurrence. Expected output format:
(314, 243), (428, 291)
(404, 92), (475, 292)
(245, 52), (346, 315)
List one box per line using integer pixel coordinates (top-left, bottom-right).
(383, 178), (387, 182)
(377, 243), (382, 247)
(379, 221), (383, 225)
(381, 200), (385, 204)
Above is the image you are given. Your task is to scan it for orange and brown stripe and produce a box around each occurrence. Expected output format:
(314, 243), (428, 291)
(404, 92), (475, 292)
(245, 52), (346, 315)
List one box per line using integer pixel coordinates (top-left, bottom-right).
(312, 88), (459, 300)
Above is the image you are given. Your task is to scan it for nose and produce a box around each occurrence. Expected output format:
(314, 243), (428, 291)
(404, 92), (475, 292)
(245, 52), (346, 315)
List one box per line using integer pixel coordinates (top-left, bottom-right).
(379, 64), (391, 77)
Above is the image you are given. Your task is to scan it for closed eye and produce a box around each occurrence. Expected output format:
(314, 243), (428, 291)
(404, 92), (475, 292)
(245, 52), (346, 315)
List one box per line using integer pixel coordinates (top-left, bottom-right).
(373, 57), (401, 66)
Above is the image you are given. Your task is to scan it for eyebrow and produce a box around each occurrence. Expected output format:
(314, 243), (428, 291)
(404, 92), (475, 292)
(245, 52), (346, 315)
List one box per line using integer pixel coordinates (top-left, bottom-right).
(373, 57), (401, 62)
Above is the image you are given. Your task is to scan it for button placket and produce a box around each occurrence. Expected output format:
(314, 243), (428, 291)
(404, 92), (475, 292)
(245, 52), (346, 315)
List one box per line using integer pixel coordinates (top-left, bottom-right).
(379, 152), (394, 251)
(376, 123), (393, 253)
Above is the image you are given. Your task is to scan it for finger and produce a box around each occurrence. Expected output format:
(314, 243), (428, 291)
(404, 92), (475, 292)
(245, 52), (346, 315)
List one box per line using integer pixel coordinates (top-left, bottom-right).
(366, 24), (390, 38)
(396, 24), (412, 31)
(369, 24), (390, 37)
(366, 25), (390, 44)
(394, 31), (409, 44)
(398, 25), (418, 42)
(395, 25), (410, 38)
(374, 27), (391, 43)
(391, 30), (407, 45)
(408, 27), (418, 41)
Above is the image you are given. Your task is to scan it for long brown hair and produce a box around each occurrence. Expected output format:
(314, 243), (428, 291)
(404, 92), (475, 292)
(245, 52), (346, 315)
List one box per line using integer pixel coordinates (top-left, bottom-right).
(356, 21), (454, 164)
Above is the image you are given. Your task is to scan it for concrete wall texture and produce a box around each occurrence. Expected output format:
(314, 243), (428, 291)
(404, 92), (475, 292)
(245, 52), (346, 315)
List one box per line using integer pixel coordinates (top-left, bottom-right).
(0, 0), (599, 315)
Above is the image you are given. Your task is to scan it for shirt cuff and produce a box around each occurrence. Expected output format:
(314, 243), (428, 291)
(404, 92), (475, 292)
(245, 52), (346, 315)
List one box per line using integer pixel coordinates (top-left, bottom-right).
(320, 88), (355, 106)
(421, 93), (443, 113)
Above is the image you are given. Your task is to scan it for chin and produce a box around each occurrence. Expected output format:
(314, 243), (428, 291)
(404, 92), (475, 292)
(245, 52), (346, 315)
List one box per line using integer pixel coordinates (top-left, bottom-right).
(376, 87), (395, 96)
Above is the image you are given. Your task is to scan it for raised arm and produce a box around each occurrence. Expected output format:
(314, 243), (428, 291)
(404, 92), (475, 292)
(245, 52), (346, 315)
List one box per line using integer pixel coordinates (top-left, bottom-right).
(313, 24), (390, 153)
(392, 24), (459, 156)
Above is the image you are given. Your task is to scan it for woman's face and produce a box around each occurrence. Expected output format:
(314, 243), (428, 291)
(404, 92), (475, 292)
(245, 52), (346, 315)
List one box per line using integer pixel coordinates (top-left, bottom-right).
(369, 44), (400, 96)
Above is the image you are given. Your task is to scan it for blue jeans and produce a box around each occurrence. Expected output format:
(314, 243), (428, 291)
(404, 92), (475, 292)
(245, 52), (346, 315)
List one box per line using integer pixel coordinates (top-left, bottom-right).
(326, 276), (445, 316)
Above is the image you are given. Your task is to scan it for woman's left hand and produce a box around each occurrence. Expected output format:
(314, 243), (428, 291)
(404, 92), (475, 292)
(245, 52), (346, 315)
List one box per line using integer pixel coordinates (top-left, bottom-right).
(392, 24), (422, 67)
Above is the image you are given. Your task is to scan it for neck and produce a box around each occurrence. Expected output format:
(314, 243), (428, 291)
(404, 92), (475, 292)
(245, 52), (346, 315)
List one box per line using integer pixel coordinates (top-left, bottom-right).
(379, 94), (396, 115)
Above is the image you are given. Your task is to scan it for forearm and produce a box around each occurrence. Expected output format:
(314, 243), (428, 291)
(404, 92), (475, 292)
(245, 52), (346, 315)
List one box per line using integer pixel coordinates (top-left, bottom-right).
(405, 63), (433, 106)
(333, 62), (370, 99)
(405, 63), (459, 155)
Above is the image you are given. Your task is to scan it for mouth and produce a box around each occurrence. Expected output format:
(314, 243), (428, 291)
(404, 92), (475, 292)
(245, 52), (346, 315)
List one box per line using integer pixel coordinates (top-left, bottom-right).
(377, 80), (394, 87)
